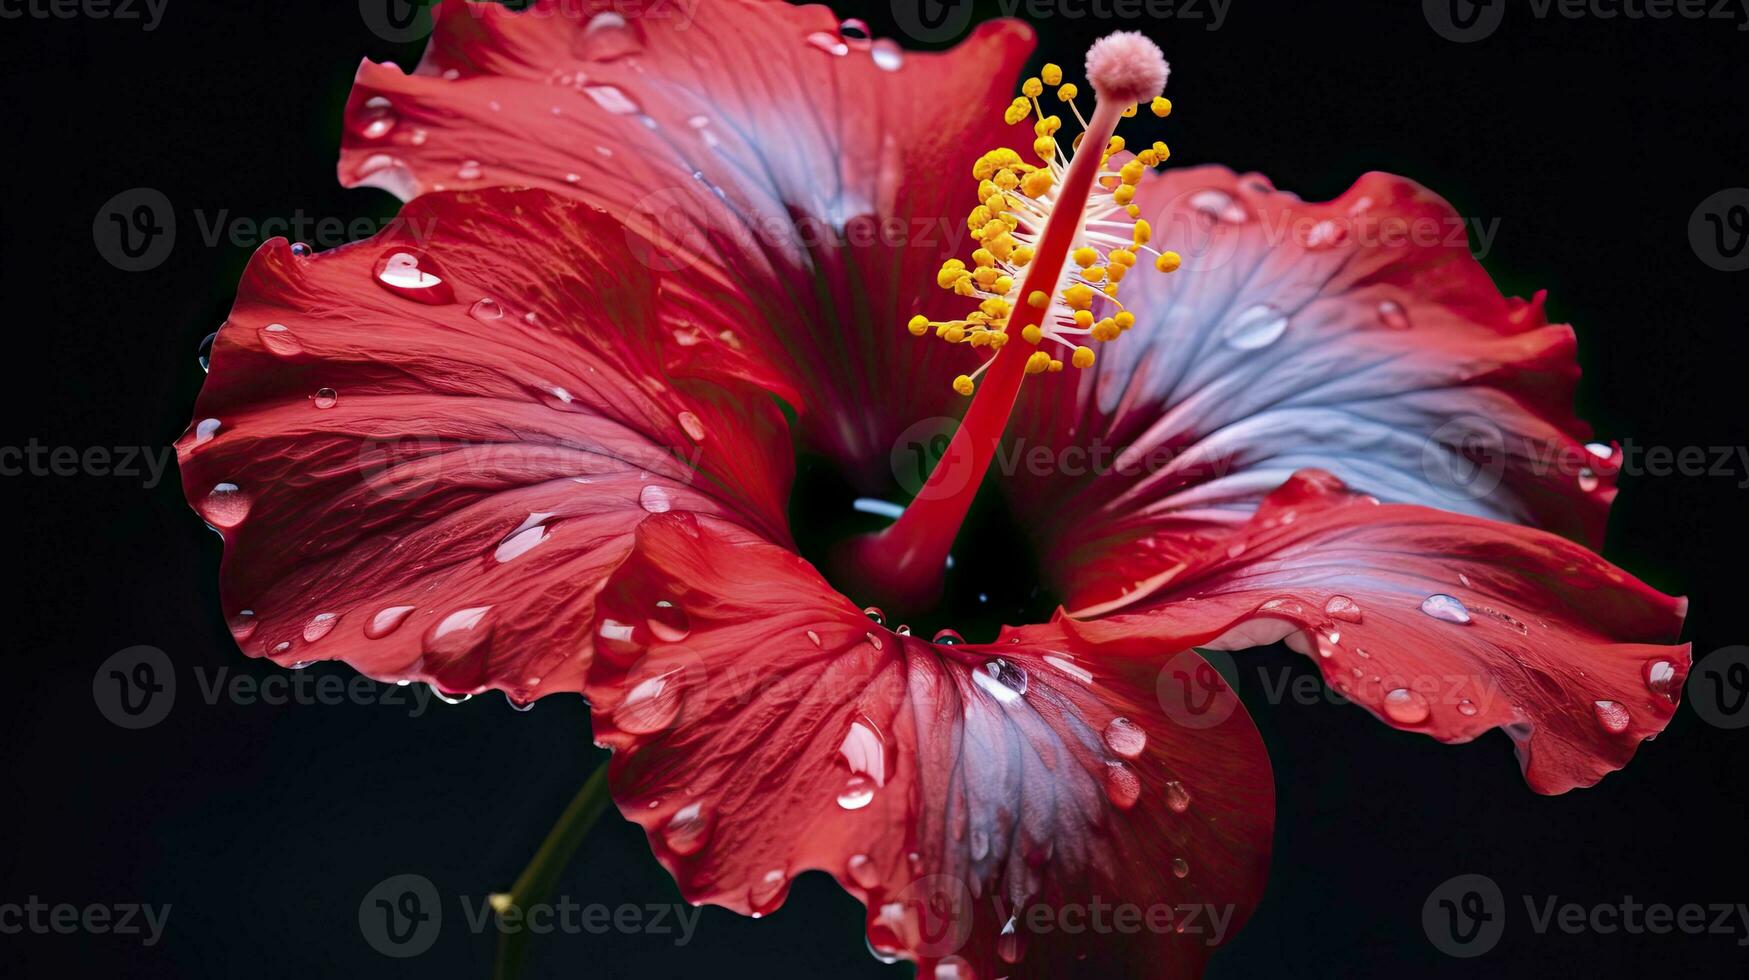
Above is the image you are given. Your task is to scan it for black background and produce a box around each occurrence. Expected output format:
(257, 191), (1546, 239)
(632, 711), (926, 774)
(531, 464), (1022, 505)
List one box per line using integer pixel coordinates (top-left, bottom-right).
(3, 0), (1746, 977)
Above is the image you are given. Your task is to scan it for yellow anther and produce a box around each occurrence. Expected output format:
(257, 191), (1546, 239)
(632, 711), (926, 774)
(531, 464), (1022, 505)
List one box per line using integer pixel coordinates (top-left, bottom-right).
(980, 298), (1010, 319)
(944, 324), (966, 343)
(993, 275), (1014, 294)
(1126, 204), (1141, 218)
(1103, 283), (1120, 298)
(1012, 245), (1034, 265)
(1020, 169), (1054, 198)
(1073, 309), (1094, 328)
(1107, 263), (1128, 284)
(1152, 141), (1170, 161)
(1033, 136), (1056, 161)
(1133, 219), (1152, 245)
(1156, 251), (1182, 273)
(1113, 184), (1136, 205)
(972, 266), (998, 289)
(1115, 311), (1136, 330)
(953, 278), (977, 297)
(908, 315), (929, 336)
(1151, 97), (1173, 117)
(1138, 150), (1159, 166)
(993, 170), (1020, 191)
(1041, 63), (1062, 86)
(989, 331), (1009, 350)
(1027, 290), (1050, 309)
(1120, 160), (1145, 185)
(967, 206), (991, 232)
(1072, 246), (1098, 268)
(1025, 351), (1052, 374)
(1022, 77), (1043, 98)
(1072, 346), (1096, 369)
(1109, 248), (1136, 267)
(953, 374), (975, 396)
(973, 148), (1024, 181)
(987, 235), (1015, 263)
(1034, 115), (1061, 137)
(1084, 265), (1107, 283)
(1121, 103), (1138, 118)
(1092, 317), (1118, 341)
(1004, 103), (1030, 125)
(1106, 135), (1125, 155)
(1022, 324), (1042, 344)
(1057, 83), (1078, 101)
(1048, 358), (1064, 372)
(1062, 284), (1094, 311)
(972, 248), (996, 268)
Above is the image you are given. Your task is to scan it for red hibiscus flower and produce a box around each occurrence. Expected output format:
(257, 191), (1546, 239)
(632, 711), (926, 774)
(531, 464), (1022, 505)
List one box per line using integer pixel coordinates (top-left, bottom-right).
(178, 2), (1690, 976)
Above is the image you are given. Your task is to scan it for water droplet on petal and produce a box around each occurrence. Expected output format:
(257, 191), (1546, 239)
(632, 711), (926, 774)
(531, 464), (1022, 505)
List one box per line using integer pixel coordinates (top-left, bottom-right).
(862, 606), (885, 626)
(997, 914), (1025, 964)
(456, 159), (482, 180)
(196, 331), (217, 372)
(806, 629), (822, 647)
(676, 410), (707, 441)
(583, 83), (640, 115)
(1222, 303), (1288, 351)
(806, 30), (849, 56)
(312, 387), (338, 409)
(575, 10), (644, 61)
(663, 802), (711, 856)
(1172, 857), (1190, 878)
(837, 773), (876, 810)
(638, 484), (674, 513)
(373, 249), (455, 305)
(228, 610), (257, 641)
(365, 605), (416, 639)
(194, 418), (221, 444)
(259, 323), (302, 357)
(1593, 699), (1631, 734)
(1419, 593), (1472, 624)
(289, 241), (312, 256)
(615, 662), (686, 734)
(1377, 299), (1411, 330)
(302, 612), (338, 642)
(1382, 688), (1431, 725)
(1103, 760), (1141, 809)
(846, 853), (879, 889)
(1102, 717), (1147, 759)
(973, 658), (1028, 703)
(1644, 659), (1677, 700)
(424, 604), (491, 659)
(494, 523), (548, 563)
(749, 869), (789, 915)
(431, 685), (473, 705)
(470, 297), (504, 321)
(932, 628), (963, 645)
(1189, 188), (1248, 223)
(1456, 698), (1479, 717)
(1324, 595), (1363, 622)
(1586, 442), (1614, 459)
(202, 483), (251, 529)
(871, 38), (904, 71)
(648, 600), (691, 642)
(1164, 779), (1192, 813)
(933, 957), (974, 980)
(352, 96), (398, 140)
(1577, 467), (1599, 492)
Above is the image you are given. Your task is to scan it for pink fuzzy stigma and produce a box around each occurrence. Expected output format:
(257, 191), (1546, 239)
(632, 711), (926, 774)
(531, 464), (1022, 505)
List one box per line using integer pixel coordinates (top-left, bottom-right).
(1084, 31), (1169, 104)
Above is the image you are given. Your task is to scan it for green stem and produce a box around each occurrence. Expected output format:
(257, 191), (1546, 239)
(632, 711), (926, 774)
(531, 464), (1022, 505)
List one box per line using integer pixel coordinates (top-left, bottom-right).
(491, 762), (613, 980)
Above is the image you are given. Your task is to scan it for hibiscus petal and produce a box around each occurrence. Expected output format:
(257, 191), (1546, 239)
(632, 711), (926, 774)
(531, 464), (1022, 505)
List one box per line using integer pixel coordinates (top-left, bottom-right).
(177, 188), (792, 697)
(586, 512), (1273, 977)
(1008, 167), (1617, 610)
(339, 0), (1034, 487)
(1067, 470), (1689, 795)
